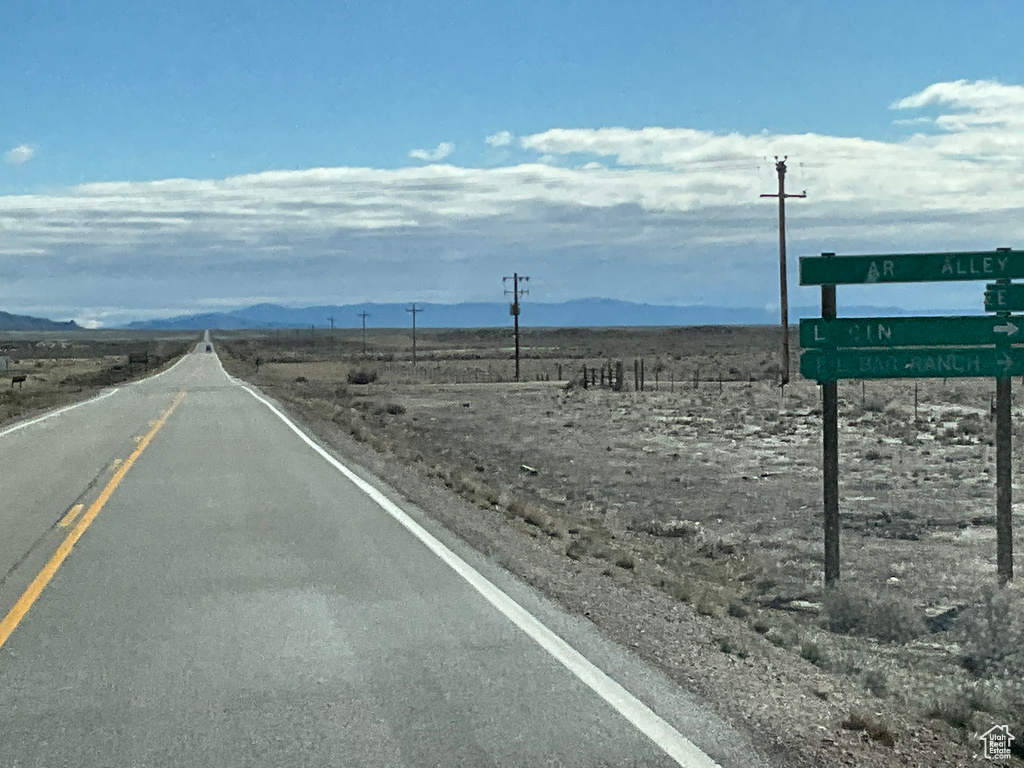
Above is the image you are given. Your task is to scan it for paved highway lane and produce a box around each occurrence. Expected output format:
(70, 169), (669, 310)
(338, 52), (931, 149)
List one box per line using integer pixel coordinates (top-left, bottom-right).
(0, 357), (201, 604)
(0, 346), (768, 767)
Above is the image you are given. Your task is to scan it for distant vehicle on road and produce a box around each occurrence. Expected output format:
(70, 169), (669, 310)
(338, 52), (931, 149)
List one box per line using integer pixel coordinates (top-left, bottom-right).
(205, 344), (212, 352)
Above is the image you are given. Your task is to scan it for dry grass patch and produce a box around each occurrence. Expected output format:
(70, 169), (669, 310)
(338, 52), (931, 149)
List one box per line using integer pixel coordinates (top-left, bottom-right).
(823, 584), (925, 644)
(841, 710), (897, 747)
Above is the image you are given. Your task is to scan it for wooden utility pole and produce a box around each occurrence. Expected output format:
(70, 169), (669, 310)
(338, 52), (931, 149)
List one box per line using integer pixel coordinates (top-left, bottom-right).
(406, 304), (422, 366)
(358, 311), (370, 357)
(761, 156), (806, 387)
(503, 273), (530, 382)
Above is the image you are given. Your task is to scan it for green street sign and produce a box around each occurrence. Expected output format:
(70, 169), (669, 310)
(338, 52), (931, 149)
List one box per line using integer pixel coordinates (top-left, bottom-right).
(984, 283), (1024, 313)
(799, 250), (1024, 286)
(800, 315), (1022, 349)
(801, 347), (1024, 381)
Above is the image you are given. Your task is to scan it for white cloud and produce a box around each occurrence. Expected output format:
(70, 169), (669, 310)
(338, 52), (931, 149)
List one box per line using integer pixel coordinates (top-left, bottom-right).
(408, 141), (454, 162)
(892, 117), (932, 126)
(485, 131), (513, 147)
(4, 144), (35, 165)
(891, 79), (1024, 114)
(3, 80), (1024, 322)
(72, 313), (103, 329)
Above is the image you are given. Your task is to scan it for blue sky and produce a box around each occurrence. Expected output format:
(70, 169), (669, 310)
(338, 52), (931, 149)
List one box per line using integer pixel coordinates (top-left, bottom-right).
(3, 1), (1024, 325)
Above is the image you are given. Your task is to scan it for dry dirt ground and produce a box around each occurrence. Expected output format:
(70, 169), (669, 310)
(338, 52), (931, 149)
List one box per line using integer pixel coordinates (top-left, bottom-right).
(0, 331), (196, 428)
(217, 326), (1020, 766)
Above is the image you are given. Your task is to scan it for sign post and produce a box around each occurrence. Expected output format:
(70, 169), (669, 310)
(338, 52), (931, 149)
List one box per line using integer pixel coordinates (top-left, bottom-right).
(994, 267), (1014, 585)
(800, 248), (1019, 587)
(820, 255), (840, 587)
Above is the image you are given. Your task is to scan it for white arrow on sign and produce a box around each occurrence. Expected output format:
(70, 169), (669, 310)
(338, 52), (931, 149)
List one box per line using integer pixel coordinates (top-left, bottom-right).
(999, 352), (1015, 373)
(994, 321), (1019, 336)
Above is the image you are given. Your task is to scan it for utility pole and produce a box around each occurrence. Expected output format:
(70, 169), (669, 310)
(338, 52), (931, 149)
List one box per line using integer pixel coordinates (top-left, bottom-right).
(358, 311), (370, 357)
(328, 316), (335, 348)
(503, 273), (530, 382)
(760, 156), (806, 388)
(406, 304), (422, 366)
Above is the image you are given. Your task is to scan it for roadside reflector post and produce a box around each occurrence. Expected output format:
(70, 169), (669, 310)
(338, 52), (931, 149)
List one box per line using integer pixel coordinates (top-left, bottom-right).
(820, 253), (841, 588)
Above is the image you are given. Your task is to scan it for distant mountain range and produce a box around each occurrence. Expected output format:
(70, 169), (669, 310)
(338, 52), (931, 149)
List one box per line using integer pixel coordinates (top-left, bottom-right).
(0, 311), (80, 331)
(121, 300), (986, 330)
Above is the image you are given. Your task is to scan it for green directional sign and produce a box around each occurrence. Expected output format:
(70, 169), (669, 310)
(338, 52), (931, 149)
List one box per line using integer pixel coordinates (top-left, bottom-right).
(799, 250), (1024, 286)
(801, 346), (1024, 381)
(800, 315), (1022, 349)
(800, 246), (1020, 588)
(984, 283), (1024, 313)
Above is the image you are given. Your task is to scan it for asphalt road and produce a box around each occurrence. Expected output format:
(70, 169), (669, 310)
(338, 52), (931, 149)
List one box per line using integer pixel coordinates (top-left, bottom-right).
(0, 338), (771, 767)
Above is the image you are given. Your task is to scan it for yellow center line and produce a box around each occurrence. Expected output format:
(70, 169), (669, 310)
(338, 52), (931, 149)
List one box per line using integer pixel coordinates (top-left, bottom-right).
(58, 504), (84, 528)
(0, 390), (186, 652)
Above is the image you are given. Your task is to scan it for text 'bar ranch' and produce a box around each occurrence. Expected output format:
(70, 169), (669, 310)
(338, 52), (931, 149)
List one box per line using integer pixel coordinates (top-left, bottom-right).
(801, 347), (1024, 381)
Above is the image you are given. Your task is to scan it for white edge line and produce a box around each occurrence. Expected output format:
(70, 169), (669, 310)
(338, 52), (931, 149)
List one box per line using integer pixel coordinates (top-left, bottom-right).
(0, 348), (193, 440)
(229, 374), (722, 768)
